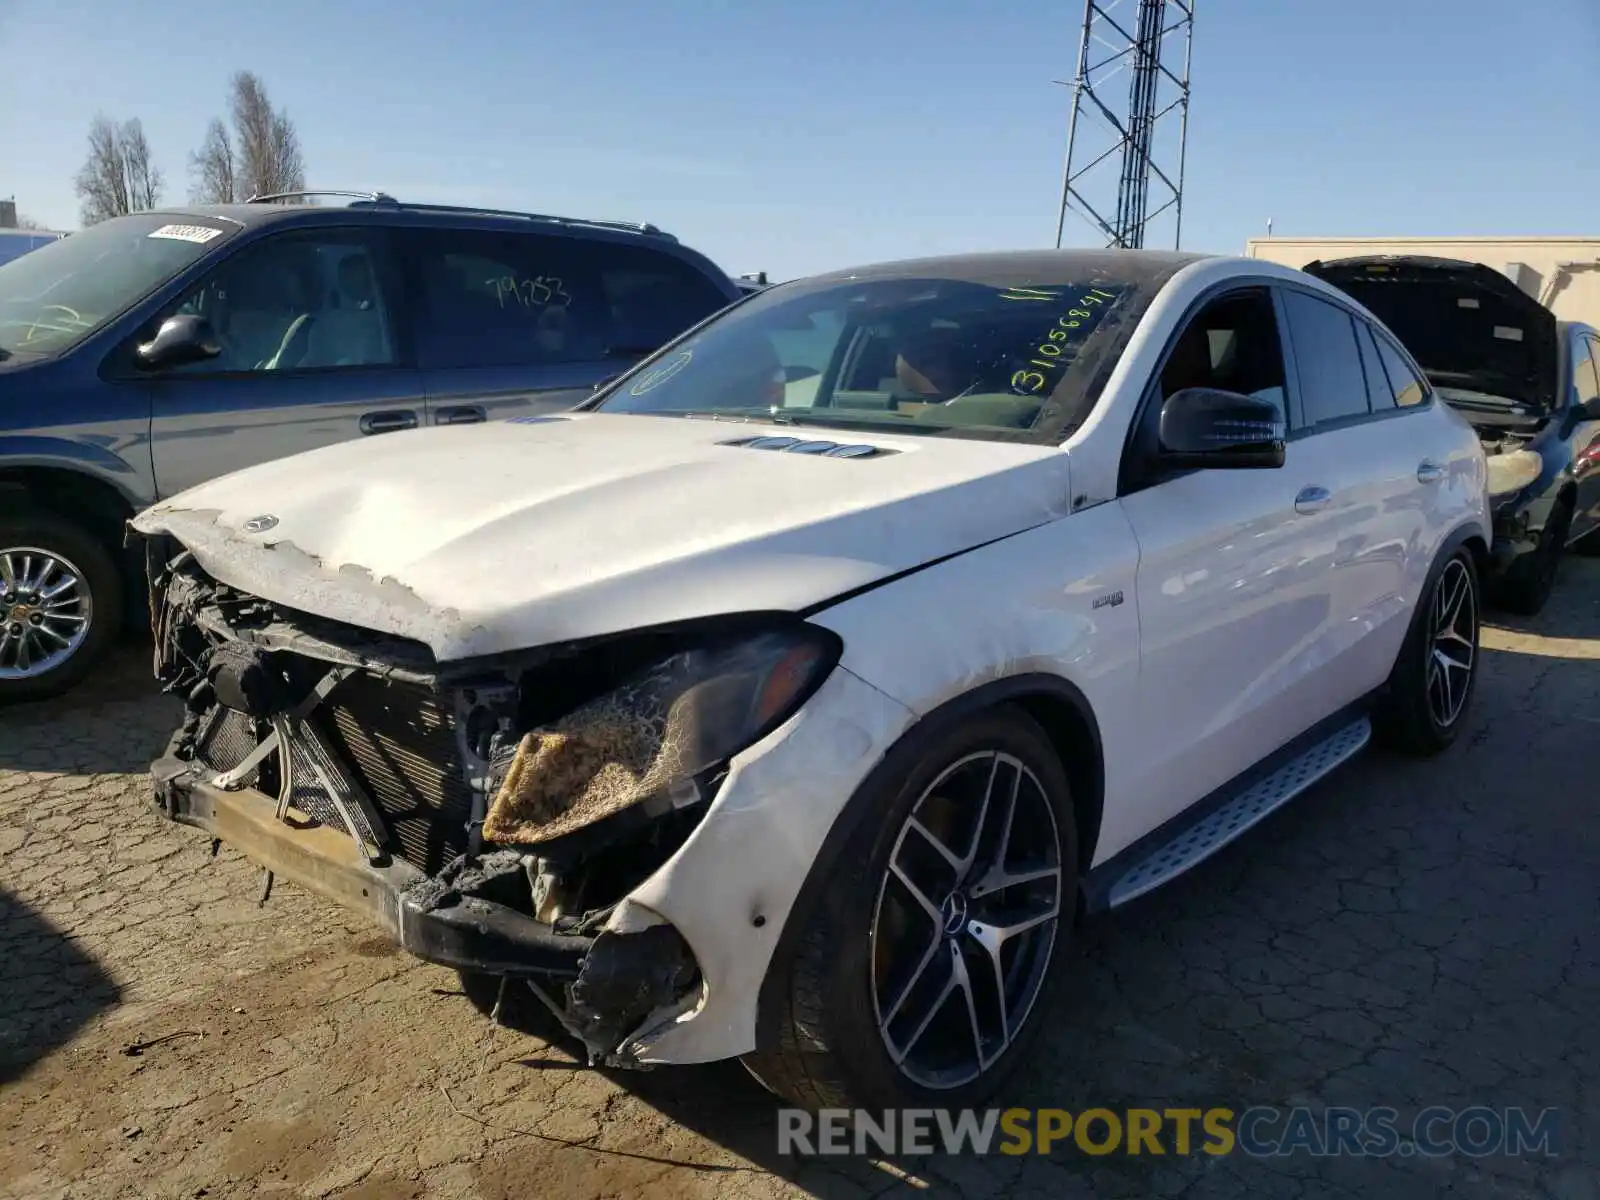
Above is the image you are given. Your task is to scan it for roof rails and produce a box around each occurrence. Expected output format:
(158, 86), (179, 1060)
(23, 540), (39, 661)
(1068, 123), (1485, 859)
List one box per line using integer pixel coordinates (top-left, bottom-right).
(240, 189), (675, 240)
(245, 190), (397, 205)
(346, 197), (674, 240)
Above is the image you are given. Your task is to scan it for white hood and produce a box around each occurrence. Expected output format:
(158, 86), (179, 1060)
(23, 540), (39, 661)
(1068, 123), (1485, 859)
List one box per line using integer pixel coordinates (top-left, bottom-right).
(131, 413), (1073, 661)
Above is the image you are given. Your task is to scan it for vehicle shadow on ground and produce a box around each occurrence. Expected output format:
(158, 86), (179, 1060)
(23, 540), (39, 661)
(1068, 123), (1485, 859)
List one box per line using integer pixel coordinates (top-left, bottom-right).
(0, 887), (122, 1086)
(0, 647), (177, 776)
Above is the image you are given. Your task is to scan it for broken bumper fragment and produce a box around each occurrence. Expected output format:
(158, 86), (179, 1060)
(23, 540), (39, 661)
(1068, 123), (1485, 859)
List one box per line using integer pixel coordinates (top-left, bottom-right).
(149, 753), (598, 979)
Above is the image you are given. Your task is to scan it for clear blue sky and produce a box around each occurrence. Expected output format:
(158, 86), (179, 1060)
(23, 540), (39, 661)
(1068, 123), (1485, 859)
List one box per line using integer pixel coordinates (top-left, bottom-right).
(3, 0), (1598, 281)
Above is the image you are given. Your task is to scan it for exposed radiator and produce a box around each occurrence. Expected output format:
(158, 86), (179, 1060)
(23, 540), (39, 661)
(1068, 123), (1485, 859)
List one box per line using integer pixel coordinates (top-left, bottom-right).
(317, 673), (475, 876)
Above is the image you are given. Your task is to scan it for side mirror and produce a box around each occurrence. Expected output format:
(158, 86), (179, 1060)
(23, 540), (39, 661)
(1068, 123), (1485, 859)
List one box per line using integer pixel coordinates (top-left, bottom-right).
(1158, 387), (1286, 469)
(1581, 395), (1600, 421)
(136, 314), (221, 371)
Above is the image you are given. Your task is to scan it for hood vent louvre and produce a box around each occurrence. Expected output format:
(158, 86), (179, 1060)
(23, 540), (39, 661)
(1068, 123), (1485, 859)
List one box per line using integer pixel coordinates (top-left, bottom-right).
(723, 435), (894, 459)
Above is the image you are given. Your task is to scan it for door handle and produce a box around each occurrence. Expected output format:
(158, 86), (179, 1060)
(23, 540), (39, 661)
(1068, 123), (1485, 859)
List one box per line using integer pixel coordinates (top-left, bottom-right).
(1294, 485), (1331, 515)
(359, 410), (418, 436)
(435, 405), (487, 426)
(1416, 459), (1445, 484)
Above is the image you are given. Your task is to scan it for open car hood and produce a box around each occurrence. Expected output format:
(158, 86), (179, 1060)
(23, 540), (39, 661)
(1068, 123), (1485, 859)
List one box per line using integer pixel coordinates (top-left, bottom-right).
(1302, 255), (1559, 414)
(129, 412), (1072, 662)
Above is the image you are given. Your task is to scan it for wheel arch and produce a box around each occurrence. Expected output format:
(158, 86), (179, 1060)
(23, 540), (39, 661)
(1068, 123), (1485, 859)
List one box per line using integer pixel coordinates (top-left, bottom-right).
(0, 464), (140, 555)
(752, 670), (1105, 1051)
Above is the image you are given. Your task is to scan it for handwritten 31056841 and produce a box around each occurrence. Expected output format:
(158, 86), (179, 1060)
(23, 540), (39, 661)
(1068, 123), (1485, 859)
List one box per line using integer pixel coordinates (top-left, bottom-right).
(1005, 286), (1121, 396)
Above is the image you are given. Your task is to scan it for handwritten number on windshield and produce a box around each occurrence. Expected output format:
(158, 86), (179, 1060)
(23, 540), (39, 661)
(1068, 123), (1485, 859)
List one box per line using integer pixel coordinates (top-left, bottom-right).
(492, 275), (574, 311)
(1010, 287), (1119, 396)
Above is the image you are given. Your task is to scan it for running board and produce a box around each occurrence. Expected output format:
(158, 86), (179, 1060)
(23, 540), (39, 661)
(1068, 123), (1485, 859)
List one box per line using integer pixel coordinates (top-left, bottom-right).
(1100, 717), (1372, 910)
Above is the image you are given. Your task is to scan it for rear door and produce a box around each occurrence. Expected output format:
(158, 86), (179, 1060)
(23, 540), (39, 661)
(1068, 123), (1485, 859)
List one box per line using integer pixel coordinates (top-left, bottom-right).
(142, 226), (426, 498)
(1277, 287), (1432, 700)
(404, 227), (734, 426)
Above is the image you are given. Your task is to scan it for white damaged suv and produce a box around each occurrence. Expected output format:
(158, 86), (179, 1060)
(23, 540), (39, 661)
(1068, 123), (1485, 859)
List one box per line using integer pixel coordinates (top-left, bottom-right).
(131, 249), (1489, 1109)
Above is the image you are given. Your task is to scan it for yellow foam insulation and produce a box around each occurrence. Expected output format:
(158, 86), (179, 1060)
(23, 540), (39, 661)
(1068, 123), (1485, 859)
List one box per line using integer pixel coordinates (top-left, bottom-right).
(480, 692), (694, 845)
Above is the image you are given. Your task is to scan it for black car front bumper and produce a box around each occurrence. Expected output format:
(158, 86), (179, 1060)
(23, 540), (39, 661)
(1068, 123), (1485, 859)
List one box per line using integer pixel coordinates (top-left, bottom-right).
(1488, 501), (1543, 581)
(149, 755), (597, 979)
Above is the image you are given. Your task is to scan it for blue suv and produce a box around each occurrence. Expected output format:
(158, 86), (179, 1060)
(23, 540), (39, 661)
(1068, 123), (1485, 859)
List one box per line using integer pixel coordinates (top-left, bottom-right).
(0, 191), (743, 700)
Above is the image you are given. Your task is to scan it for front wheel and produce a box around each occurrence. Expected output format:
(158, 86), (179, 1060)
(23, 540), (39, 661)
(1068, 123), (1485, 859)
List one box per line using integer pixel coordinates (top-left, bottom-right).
(744, 706), (1078, 1110)
(1372, 547), (1481, 756)
(0, 514), (122, 703)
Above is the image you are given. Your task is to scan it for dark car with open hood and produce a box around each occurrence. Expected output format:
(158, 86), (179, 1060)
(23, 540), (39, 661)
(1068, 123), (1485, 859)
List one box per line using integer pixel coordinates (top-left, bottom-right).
(1304, 254), (1600, 614)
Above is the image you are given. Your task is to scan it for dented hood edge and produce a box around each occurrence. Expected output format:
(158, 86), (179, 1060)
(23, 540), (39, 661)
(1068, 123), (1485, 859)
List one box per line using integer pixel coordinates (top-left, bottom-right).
(130, 486), (1070, 663)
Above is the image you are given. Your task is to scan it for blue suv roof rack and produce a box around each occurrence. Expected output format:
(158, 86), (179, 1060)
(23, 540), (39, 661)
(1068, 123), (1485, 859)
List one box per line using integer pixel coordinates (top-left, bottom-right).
(346, 194), (673, 240)
(245, 190), (398, 205)
(244, 190), (673, 240)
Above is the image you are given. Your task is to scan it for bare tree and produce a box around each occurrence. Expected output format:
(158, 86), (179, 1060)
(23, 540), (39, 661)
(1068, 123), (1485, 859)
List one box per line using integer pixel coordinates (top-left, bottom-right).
(74, 114), (165, 225)
(189, 117), (238, 204)
(189, 72), (305, 203)
(15, 214), (51, 231)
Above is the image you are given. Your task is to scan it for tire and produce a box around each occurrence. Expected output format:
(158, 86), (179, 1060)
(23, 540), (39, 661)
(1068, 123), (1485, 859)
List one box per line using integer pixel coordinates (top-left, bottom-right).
(743, 705), (1079, 1110)
(1490, 502), (1570, 616)
(1372, 546), (1480, 756)
(0, 513), (122, 703)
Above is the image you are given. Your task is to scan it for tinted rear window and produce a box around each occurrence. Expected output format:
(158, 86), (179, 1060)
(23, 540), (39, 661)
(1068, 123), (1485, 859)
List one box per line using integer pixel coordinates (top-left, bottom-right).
(409, 229), (731, 370)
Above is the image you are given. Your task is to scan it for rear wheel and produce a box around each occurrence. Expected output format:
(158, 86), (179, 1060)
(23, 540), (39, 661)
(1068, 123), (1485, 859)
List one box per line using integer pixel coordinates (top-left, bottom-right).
(0, 514), (122, 703)
(1372, 548), (1480, 756)
(744, 706), (1078, 1110)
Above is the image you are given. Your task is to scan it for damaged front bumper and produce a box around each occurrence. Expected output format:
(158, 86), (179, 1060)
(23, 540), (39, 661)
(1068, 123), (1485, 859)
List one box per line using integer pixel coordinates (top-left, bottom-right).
(149, 752), (600, 979)
(131, 537), (858, 1068)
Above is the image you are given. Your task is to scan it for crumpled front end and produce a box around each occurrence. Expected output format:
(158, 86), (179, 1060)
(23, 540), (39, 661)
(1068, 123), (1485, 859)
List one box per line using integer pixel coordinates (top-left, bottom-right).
(136, 533), (847, 1067)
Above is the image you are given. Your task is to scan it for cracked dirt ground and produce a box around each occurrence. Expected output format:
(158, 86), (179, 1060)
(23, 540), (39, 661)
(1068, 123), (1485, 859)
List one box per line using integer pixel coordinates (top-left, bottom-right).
(3, 566), (1598, 1200)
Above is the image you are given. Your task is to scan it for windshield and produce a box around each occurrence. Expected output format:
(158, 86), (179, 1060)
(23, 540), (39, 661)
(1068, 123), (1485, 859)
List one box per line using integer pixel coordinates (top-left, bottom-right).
(592, 259), (1173, 443)
(0, 214), (237, 359)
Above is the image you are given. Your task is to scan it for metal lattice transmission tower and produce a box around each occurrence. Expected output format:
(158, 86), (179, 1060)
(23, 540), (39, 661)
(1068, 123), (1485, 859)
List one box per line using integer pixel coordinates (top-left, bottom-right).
(1054, 0), (1195, 251)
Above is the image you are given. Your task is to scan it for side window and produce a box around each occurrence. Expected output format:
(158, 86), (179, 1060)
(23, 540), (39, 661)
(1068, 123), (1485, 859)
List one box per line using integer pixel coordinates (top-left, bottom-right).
(1155, 289), (1288, 423)
(411, 230), (729, 370)
(594, 242), (733, 355)
(1369, 327), (1429, 408)
(1281, 291), (1370, 426)
(1124, 287), (1288, 491)
(166, 232), (398, 373)
(1354, 322), (1394, 412)
(1573, 334), (1600, 409)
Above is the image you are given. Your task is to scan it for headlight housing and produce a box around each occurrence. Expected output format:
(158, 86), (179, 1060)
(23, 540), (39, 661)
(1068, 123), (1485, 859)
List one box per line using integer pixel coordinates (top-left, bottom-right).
(1486, 449), (1542, 499)
(481, 624), (839, 846)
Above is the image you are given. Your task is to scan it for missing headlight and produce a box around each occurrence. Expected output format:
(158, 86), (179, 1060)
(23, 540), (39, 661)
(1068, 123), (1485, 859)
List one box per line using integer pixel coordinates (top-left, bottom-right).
(481, 625), (838, 846)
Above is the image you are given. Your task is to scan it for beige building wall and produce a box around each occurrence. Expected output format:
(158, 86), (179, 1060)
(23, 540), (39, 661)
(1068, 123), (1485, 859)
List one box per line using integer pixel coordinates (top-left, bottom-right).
(1243, 236), (1600, 330)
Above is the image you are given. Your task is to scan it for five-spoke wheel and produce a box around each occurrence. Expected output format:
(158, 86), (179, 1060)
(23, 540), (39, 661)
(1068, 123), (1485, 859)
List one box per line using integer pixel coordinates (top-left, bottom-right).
(872, 751), (1063, 1090)
(745, 706), (1078, 1110)
(1425, 555), (1477, 730)
(1375, 545), (1482, 755)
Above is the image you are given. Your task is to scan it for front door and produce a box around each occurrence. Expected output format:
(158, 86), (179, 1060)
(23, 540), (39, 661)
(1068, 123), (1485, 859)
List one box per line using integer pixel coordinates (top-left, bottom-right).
(1115, 286), (1336, 835)
(143, 227), (425, 498)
